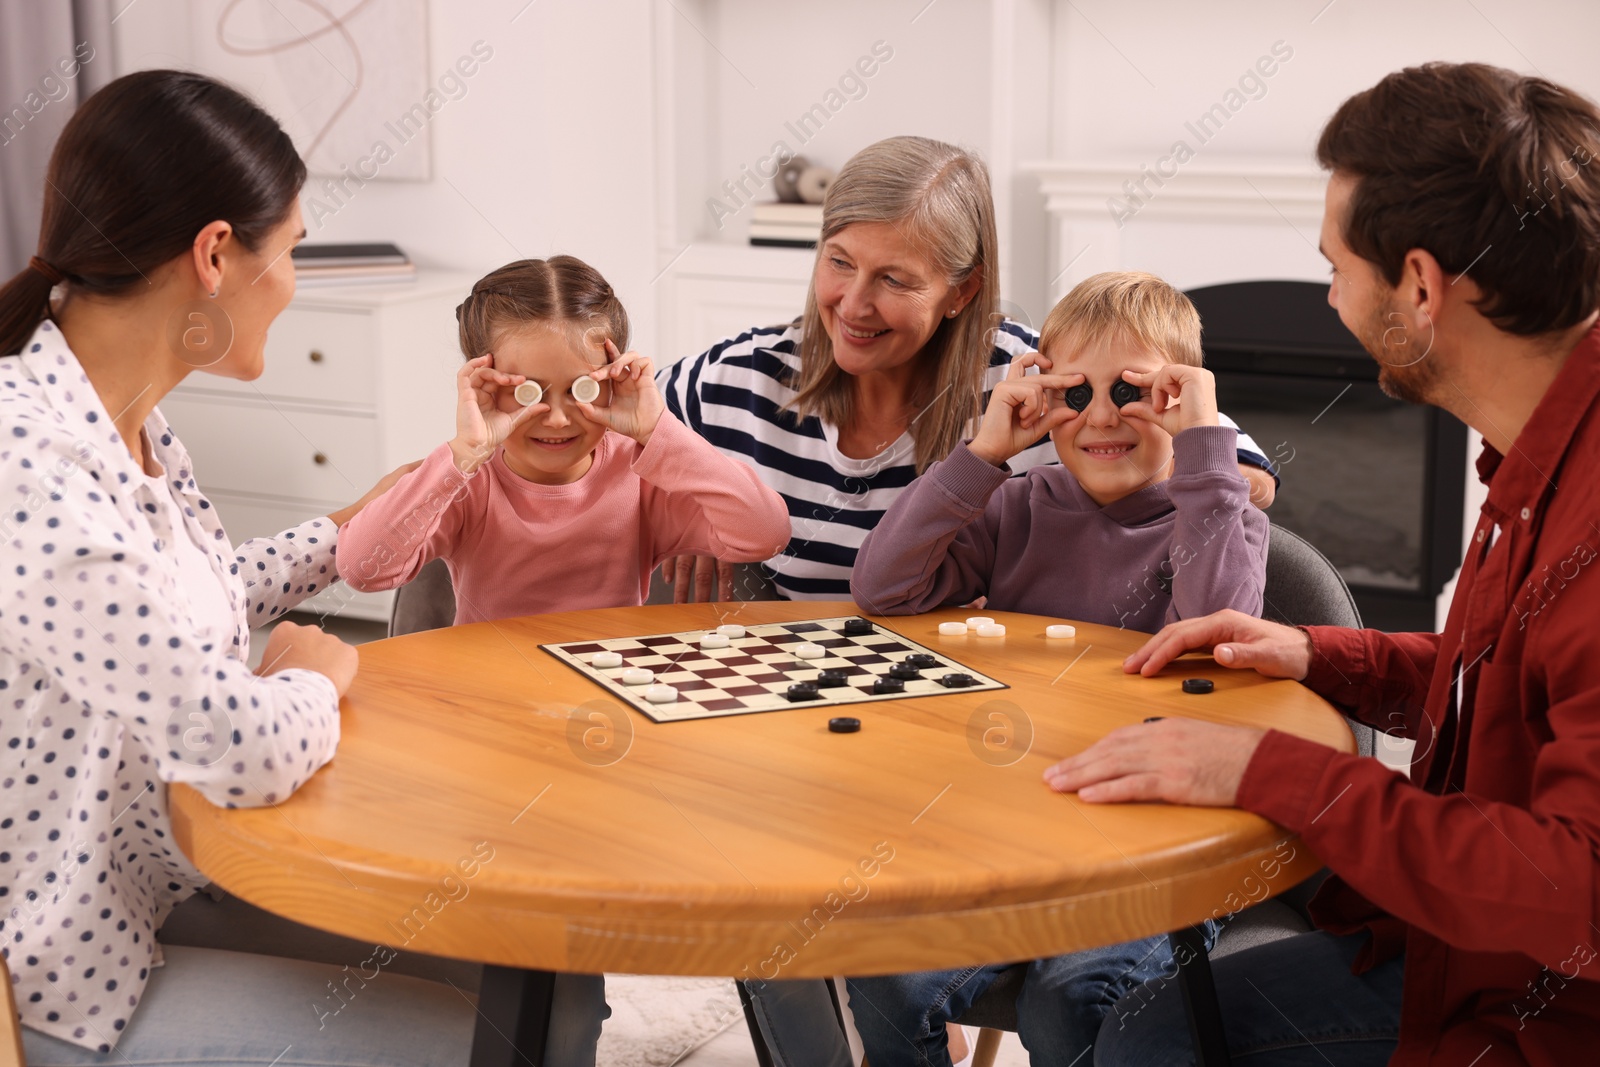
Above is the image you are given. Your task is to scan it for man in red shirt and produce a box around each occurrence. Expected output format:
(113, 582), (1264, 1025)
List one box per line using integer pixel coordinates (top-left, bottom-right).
(1062, 63), (1600, 1066)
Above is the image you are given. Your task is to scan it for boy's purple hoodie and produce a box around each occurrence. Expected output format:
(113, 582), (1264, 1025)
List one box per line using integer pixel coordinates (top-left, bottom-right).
(850, 425), (1269, 632)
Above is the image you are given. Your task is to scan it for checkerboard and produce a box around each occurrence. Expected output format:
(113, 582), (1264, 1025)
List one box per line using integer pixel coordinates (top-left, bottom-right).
(541, 616), (1008, 723)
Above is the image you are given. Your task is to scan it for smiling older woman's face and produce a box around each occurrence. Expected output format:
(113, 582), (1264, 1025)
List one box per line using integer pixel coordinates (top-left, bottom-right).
(813, 221), (974, 379)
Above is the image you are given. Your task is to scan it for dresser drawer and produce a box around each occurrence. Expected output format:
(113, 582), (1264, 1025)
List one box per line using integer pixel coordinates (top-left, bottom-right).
(194, 307), (376, 406)
(159, 394), (377, 504)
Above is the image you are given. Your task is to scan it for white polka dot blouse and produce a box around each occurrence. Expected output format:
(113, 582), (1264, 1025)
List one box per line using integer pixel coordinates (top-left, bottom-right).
(1, 321), (344, 1052)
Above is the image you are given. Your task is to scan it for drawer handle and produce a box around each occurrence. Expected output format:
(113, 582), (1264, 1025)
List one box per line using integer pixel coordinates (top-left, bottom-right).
(309, 349), (325, 363)
(313, 452), (327, 465)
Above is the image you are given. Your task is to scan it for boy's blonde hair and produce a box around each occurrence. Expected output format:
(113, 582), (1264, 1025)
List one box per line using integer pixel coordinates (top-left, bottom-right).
(1038, 272), (1202, 366)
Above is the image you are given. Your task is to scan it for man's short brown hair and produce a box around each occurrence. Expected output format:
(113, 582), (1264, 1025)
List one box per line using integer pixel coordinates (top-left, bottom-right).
(1039, 271), (1203, 367)
(1318, 62), (1600, 336)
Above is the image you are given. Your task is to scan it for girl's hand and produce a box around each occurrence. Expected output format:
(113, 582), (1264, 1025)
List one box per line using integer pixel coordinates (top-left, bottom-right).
(451, 354), (546, 472)
(967, 352), (1083, 467)
(1118, 365), (1219, 437)
(577, 340), (665, 447)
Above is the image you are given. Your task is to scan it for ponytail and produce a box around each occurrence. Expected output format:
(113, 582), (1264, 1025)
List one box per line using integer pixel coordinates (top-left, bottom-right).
(0, 69), (304, 358)
(0, 265), (61, 356)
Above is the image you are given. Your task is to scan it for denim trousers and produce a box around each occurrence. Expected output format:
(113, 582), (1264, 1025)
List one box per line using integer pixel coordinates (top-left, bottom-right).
(1093, 930), (1404, 1066)
(847, 932), (1177, 1067)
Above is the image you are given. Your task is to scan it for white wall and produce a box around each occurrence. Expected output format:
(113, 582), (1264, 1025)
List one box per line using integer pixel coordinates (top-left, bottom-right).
(113, 0), (661, 355)
(1049, 0), (1600, 161)
(104, 0), (1575, 617)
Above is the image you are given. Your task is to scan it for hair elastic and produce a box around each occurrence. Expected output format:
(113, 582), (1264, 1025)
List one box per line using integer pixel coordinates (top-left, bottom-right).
(28, 257), (64, 285)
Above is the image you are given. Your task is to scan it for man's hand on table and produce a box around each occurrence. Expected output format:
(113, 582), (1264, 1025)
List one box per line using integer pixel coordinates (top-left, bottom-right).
(1044, 610), (1314, 805)
(1044, 718), (1266, 805)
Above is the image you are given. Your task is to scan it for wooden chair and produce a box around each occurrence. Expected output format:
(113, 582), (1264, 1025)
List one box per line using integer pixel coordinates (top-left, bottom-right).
(3, 950), (26, 1067)
(960, 525), (1369, 1067)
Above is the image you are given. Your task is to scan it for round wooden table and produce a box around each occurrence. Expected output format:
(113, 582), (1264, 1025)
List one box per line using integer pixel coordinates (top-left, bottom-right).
(172, 602), (1353, 1066)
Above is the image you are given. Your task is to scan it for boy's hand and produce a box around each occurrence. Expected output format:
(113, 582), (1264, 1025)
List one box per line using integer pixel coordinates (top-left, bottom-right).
(968, 353), (1083, 467)
(451, 354), (546, 472)
(1118, 365), (1219, 436)
(577, 340), (665, 448)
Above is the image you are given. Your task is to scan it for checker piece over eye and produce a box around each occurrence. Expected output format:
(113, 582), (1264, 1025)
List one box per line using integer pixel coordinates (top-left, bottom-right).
(1063, 379), (1141, 413)
(571, 375), (602, 404)
(514, 381), (543, 406)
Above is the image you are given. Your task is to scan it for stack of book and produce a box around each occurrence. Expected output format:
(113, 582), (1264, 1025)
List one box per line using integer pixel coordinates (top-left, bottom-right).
(292, 243), (417, 286)
(749, 203), (823, 248)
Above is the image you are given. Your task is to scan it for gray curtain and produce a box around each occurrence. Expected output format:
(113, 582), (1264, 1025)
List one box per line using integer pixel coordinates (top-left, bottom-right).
(0, 0), (115, 279)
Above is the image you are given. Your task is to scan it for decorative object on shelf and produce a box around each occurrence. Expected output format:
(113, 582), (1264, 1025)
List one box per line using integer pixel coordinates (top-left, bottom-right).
(796, 165), (836, 204)
(773, 155), (812, 202)
(749, 202), (824, 249)
(292, 242), (416, 286)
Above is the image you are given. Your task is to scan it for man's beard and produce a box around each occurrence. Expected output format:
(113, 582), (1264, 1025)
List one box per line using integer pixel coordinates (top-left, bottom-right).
(1359, 299), (1441, 405)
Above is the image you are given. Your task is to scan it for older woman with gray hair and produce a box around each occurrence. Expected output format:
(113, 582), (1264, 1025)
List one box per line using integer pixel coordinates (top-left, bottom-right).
(656, 135), (1275, 1064)
(658, 135), (1274, 603)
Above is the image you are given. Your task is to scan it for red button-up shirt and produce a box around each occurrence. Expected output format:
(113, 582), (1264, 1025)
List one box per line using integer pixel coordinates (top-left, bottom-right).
(1236, 325), (1600, 1065)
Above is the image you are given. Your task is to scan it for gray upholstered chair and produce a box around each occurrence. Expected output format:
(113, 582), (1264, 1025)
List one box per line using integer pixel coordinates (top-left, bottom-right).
(2, 946), (24, 1066)
(387, 557), (459, 637)
(959, 523), (1369, 1067)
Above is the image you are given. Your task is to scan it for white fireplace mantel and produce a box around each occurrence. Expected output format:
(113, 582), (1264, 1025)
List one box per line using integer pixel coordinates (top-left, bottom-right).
(1023, 158), (1329, 302)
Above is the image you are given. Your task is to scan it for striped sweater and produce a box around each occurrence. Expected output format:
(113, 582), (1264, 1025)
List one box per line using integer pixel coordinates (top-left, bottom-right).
(657, 319), (1272, 600)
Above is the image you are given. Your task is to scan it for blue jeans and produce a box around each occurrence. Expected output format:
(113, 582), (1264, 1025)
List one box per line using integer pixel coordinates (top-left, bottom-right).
(743, 977), (855, 1067)
(1094, 930), (1404, 1065)
(848, 931), (1184, 1067)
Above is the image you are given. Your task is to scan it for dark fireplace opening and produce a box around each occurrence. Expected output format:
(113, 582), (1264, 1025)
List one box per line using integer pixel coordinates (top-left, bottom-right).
(1186, 280), (1468, 633)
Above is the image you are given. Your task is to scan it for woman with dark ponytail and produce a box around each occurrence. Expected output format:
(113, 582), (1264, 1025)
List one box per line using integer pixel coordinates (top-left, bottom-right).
(0, 71), (601, 1066)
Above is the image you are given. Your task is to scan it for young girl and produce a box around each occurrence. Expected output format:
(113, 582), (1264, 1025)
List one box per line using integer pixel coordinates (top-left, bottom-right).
(338, 256), (791, 622)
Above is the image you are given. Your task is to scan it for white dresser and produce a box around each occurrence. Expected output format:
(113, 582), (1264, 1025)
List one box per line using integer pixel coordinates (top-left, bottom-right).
(162, 270), (475, 623)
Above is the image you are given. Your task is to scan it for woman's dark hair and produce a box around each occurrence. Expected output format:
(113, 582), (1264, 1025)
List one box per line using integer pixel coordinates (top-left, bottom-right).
(455, 256), (630, 357)
(0, 69), (306, 355)
(1318, 62), (1600, 336)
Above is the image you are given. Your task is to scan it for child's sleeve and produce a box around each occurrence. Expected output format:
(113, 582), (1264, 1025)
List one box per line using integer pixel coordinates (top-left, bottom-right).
(850, 443), (1010, 616)
(636, 412), (792, 564)
(1163, 425), (1270, 623)
(336, 443), (477, 593)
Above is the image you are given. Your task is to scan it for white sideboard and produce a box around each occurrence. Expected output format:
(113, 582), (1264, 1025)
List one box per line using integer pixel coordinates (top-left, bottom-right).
(656, 243), (814, 364)
(163, 270), (475, 623)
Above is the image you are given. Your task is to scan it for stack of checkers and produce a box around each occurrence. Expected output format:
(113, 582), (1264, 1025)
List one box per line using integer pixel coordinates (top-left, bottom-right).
(542, 617), (1008, 722)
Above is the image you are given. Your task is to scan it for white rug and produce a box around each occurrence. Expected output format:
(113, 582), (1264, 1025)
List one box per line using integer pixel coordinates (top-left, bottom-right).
(598, 975), (746, 1067)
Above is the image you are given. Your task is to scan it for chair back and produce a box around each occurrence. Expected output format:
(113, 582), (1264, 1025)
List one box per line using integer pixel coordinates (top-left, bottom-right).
(1262, 526), (1362, 630)
(387, 558), (458, 638)
(1261, 525), (1373, 756)
(2, 948), (25, 1066)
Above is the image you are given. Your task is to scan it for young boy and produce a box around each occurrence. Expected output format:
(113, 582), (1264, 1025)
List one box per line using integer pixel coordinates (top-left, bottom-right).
(846, 271), (1268, 1067)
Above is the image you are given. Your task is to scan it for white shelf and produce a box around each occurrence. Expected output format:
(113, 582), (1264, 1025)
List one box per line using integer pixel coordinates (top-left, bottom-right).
(289, 269), (476, 308)
(666, 241), (818, 282)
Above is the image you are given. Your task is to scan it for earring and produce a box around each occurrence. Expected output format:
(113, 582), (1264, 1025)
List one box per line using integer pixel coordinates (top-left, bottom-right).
(947, 307), (959, 317)
(209, 287), (219, 299)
